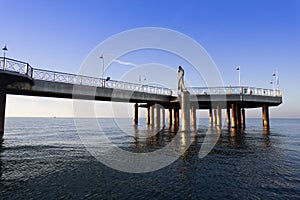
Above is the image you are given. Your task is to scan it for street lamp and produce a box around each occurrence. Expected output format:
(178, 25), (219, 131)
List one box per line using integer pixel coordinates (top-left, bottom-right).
(236, 64), (241, 91)
(2, 45), (8, 70)
(138, 75), (147, 91)
(2, 45), (8, 58)
(138, 75), (147, 85)
(272, 71), (279, 90)
(99, 54), (104, 78)
(270, 80), (275, 95)
(272, 70), (279, 96)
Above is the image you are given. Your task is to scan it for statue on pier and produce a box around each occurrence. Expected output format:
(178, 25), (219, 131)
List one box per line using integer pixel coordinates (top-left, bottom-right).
(178, 66), (188, 93)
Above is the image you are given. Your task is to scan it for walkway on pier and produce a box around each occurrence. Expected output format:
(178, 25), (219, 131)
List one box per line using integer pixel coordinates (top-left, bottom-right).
(0, 57), (282, 134)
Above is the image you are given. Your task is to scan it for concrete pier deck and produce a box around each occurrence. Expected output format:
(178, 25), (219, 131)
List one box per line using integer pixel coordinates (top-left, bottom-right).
(0, 57), (282, 134)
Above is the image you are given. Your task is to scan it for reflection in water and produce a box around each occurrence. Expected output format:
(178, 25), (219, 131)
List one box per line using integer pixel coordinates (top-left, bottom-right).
(132, 125), (197, 154)
(228, 129), (247, 148)
(1, 118), (299, 199)
(263, 132), (271, 148)
(0, 138), (3, 179)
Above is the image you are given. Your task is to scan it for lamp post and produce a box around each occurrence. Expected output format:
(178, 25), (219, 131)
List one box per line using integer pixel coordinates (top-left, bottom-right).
(272, 71), (279, 90)
(2, 45), (8, 58)
(2, 45), (8, 70)
(236, 64), (241, 92)
(138, 75), (146, 85)
(272, 70), (279, 96)
(270, 80), (275, 96)
(236, 65), (241, 86)
(138, 75), (146, 91)
(99, 54), (104, 78)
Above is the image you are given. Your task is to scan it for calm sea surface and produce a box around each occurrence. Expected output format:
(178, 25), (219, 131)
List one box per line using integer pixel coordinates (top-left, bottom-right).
(0, 118), (299, 199)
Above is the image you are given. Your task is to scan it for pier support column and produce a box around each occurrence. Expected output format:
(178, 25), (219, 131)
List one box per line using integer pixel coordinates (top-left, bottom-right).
(262, 105), (270, 130)
(231, 104), (237, 128)
(174, 108), (179, 128)
(150, 105), (154, 126)
(168, 108), (173, 128)
(226, 107), (231, 127)
(0, 89), (6, 136)
(236, 105), (241, 128)
(155, 104), (160, 129)
(191, 105), (197, 131)
(146, 106), (150, 125)
(133, 103), (138, 125)
(217, 105), (222, 127)
(180, 92), (190, 131)
(161, 108), (165, 128)
(241, 108), (246, 128)
(209, 108), (213, 126)
(214, 109), (217, 126)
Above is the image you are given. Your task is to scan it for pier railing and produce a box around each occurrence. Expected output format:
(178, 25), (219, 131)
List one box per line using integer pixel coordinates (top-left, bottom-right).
(0, 57), (282, 97)
(0, 57), (172, 96)
(0, 57), (33, 77)
(187, 86), (282, 97)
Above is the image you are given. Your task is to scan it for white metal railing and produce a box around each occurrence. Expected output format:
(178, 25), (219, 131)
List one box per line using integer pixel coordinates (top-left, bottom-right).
(0, 57), (282, 97)
(187, 86), (282, 97)
(0, 57), (33, 77)
(0, 57), (173, 96)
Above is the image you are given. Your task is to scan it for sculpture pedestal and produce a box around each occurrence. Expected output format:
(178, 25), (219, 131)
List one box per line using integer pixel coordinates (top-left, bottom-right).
(180, 92), (190, 132)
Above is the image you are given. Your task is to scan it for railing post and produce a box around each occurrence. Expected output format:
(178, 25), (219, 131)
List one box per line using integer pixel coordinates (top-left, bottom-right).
(31, 67), (33, 78)
(25, 63), (28, 75)
(4, 58), (7, 70)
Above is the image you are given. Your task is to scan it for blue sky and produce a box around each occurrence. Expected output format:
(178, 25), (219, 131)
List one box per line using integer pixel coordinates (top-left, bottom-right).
(1, 0), (300, 118)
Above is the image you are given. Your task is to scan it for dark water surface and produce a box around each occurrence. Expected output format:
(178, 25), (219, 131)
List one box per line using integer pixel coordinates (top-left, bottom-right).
(0, 118), (299, 199)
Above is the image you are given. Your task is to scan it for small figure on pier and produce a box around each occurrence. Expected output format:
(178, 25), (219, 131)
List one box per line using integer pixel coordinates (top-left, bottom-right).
(178, 66), (188, 93)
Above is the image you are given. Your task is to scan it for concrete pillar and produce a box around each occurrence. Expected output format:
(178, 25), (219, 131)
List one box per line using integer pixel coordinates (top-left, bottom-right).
(214, 109), (217, 126)
(209, 108), (213, 126)
(174, 107), (179, 127)
(133, 103), (138, 125)
(217, 105), (222, 127)
(168, 108), (173, 128)
(231, 103), (237, 128)
(146, 106), (150, 125)
(155, 104), (160, 129)
(191, 105), (197, 131)
(0, 89), (6, 136)
(262, 105), (270, 130)
(226, 107), (231, 127)
(180, 92), (190, 131)
(150, 105), (154, 126)
(161, 108), (165, 128)
(241, 108), (246, 128)
(236, 105), (241, 128)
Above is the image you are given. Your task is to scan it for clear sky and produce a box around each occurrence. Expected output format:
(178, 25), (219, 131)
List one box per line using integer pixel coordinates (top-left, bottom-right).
(1, 0), (300, 118)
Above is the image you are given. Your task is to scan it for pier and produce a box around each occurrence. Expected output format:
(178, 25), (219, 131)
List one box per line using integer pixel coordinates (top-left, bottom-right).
(0, 57), (282, 136)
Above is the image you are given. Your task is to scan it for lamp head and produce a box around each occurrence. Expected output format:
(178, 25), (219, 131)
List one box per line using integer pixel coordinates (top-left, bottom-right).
(2, 45), (8, 51)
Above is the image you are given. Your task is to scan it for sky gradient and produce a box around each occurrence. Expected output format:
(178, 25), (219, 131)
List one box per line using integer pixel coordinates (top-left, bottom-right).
(1, 0), (300, 118)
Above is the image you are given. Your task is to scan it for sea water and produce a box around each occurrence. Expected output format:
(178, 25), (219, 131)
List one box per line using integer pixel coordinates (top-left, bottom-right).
(0, 118), (299, 199)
